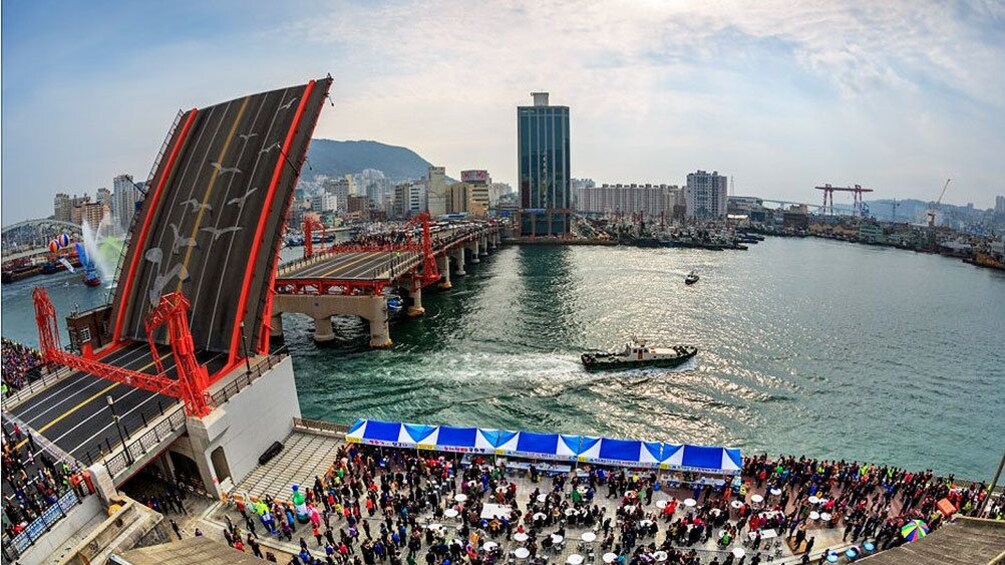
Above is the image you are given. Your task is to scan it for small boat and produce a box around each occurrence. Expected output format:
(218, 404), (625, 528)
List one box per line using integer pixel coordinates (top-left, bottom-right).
(685, 270), (699, 285)
(582, 337), (697, 371)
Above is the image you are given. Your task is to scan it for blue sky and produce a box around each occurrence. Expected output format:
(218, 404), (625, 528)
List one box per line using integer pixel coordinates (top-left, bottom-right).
(2, 0), (1004, 222)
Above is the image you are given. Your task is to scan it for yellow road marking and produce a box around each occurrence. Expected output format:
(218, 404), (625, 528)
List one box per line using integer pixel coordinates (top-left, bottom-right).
(321, 252), (377, 278)
(15, 356), (162, 450)
(176, 96), (251, 292)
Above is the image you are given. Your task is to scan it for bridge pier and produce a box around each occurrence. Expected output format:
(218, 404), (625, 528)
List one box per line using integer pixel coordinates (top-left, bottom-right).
(480, 236), (489, 256)
(313, 315), (336, 344)
(452, 247), (466, 276)
(270, 311), (285, 344)
(437, 255), (452, 289)
(468, 240), (481, 264)
(406, 284), (425, 317)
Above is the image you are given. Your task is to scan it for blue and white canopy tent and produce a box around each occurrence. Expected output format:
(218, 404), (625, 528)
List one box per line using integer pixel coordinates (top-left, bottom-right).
(344, 419), (742, 475)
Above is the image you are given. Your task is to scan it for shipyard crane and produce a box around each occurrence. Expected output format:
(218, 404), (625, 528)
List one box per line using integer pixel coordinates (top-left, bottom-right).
(927, 178), (951, 228)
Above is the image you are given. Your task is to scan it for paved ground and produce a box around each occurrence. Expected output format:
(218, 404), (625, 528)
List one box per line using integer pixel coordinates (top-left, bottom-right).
(111, 78), (332, 354)
(4, 342), (224, 465)
(203, 431), (855, 564)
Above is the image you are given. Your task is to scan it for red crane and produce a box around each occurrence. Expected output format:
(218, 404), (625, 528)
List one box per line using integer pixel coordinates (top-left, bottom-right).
(33, 288), (214, 417)
(815, 184), (875, 216)
(302, 214), (325, 259)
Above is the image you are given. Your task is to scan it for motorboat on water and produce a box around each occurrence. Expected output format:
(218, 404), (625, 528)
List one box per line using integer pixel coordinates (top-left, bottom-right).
(581, 337), (697, 371)
(685, 270), (700, 285)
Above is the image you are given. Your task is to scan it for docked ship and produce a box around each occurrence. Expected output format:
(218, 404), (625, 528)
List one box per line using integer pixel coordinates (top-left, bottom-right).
(581, 338), (697, 371)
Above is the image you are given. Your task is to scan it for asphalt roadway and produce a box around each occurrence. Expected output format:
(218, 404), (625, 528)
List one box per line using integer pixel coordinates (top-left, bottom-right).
(7, 343), (226, 466)
(281, 250), (422, 280)
(112, 78), (332, 354)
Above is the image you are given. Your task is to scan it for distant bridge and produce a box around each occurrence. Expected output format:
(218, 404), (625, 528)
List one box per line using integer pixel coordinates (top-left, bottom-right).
(2, 219), (84, 261)
(272, 217), (503, 347)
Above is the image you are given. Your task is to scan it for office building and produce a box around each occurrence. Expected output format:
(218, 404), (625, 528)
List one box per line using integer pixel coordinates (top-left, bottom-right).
(446, 182), (489, 217)
(113, 174), (139, 232)
(54, 193), (72, 222)
(426, 166), (448, 216)
(393, 181), (426, 218)
(685, 170), (728, 219)
(996, 195), (1005, 215)
(518, 92), (570, 236)
(323, 176), (353, 212)
(488, 182), (513, 207)
(311, 192), (338, 213)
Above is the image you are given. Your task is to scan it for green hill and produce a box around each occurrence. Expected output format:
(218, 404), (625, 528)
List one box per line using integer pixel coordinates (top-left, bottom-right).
(306, 139), (433, 181)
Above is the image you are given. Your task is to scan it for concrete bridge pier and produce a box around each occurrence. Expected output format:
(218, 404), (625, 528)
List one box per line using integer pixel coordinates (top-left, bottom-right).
(468, 240), (481, 264)
(406, 283), (425, 317)
(437, 255), (452, 289)
(270, 311), (285, 344)
(366, 297), (393, 348)
(452, 247), (466, 276)
(479, 236), (489, 256)
(314, 315), (336, 344)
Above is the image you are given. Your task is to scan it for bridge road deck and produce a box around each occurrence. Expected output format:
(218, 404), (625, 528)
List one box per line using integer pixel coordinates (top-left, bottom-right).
(5, 342), (226, 466)
(278, 250), (422, 282)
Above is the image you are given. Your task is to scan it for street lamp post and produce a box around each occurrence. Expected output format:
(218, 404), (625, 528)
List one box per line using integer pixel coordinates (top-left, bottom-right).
(240, 321), (252, 375)
(107, 395), (132, 465)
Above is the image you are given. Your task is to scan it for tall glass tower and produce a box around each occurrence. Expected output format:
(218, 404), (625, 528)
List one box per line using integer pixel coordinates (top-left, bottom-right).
(518, 92), (570, 236)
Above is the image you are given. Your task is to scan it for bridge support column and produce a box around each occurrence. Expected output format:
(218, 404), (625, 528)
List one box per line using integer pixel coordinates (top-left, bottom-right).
(313, 315), (335, 344)
(407, 285), (424, 317)
(452, 247), (466, 276)
(437, 255), (452, 289)
(469, 241), (481, 264)
(270, 311), (284, 345)
(366, 295), (392, 348)
(480, 236), (489, 256)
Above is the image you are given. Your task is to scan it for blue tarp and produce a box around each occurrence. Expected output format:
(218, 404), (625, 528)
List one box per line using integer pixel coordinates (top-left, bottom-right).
(435, 426), (479, 451)
(515, 432), (560, 459)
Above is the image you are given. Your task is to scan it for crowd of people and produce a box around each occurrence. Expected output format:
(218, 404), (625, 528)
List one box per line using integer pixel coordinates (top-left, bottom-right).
(1, 418), (90, 547)
(210, 443), (1001, 565)
(1, 338), (43, 396)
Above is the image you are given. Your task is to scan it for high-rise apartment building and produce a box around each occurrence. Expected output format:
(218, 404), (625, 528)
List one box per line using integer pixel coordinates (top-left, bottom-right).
(446, 183), (489, 217)
(96, 187), (112, 208)
(426, 166), (448, 216)
(996, 195), (1005, 215)
(576, 183), (683, 220)
(113, 174), (139, 232)
(518, 92), (570, 236)
(323, 176), (353, 212)
(685, 170), (728, 219)
(79, 203), (108, 230)
(54, 193), (72, 222)
(393, 181), (427, 218)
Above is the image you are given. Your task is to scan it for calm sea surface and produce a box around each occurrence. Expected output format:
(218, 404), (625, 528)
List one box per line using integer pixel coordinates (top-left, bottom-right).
(3, 237), (1003, 479)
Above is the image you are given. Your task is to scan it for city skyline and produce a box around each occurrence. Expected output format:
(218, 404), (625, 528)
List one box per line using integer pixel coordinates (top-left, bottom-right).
(3, 0), (1005, 223)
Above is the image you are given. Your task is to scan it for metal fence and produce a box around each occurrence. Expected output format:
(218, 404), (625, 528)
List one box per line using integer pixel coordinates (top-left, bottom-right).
(1, 365), (74, 408)
(2, 489), (81, 561)
(293, 417), (349, 435)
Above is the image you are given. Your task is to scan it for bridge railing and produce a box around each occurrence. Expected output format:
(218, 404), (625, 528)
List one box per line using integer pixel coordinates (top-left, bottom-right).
(2, 489), (83, 562)
(106, 109), (185, 304)
(1, 365), (76, 409)
(292, 417), (349, 436)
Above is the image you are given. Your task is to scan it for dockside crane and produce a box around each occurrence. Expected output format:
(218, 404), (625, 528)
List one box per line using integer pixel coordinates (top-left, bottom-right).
(927, 178), (951, 228)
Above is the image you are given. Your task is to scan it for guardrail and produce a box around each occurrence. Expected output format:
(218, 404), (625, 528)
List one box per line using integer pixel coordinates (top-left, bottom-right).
(1, 365), (75, 409)
(2, 489), (81, 561)
(100, 350), (290, 480)
(292, 417), (349, 436)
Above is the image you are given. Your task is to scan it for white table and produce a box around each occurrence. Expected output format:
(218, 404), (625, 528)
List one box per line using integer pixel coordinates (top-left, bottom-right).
(821, 512), (832, 522)
(514, 532), (529, 542)
(455, 494), (468, 502)
(481, 503), (511, 520)
(623, 505), (636, 513)
(730, 500), (743, 509)
(750, 494), (764, 504)
(551, 534), (564, 544)
(640, 520), (654, 527)
(444, 509), (459, 518)
(732, 548), (745, 558)
(683, 498), (697, 507)
(808, 496), (820, 504)
(581, 532), (596, 542)
(653, 551), (668, 562)
(537, 494), (547, 503)
(761, 529), (778, 539)
(770, 488), (782, 496)
(603, 553), (618, 564)
(564, 508), (576, 516)
(483, 541), (498, 551)
(809, 511), (821, 521)
(514, 548), (530, 559)
(655, 500), (668, 509)
(533, 512), (547, 521)
(567, 555), (584, 565)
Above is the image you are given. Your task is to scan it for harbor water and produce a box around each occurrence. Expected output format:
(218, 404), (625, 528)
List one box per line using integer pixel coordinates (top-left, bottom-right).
(3, 237), (1003, 479)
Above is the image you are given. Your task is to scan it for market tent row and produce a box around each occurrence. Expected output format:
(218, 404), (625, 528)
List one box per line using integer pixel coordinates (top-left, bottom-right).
(345, 419), (742, 475)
